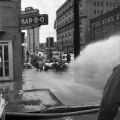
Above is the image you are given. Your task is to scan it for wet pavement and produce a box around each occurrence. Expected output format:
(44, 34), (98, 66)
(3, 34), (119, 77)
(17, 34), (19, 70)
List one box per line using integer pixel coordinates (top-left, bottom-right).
(1, 67), (102, 113)
(22, 68), (102, 106)
(4, 89), (63, 113)
(0, 67), (103, 120)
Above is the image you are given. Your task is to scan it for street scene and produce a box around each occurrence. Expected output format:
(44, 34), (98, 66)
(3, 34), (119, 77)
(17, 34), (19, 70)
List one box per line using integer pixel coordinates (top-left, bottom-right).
(0, 0), (120, 120)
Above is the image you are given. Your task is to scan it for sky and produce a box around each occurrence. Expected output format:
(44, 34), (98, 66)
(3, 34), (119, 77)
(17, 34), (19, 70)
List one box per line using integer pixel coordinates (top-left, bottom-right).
(21, 0), (66, 43)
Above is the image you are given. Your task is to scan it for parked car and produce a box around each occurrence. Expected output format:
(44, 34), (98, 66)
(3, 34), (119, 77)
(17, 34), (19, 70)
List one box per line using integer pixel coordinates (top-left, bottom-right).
(23, 63), (33, 69)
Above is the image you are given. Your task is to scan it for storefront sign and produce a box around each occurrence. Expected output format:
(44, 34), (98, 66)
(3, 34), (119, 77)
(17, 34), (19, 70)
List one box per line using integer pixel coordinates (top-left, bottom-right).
(20, 14), (48, 29)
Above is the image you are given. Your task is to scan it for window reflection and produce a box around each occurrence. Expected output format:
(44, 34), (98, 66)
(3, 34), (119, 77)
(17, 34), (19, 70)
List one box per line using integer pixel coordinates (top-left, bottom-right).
(4, 45), (9, 76)
(0, 45), (9, 77)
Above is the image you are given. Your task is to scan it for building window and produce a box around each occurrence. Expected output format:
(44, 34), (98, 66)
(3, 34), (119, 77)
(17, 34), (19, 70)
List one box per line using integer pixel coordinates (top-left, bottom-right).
(97, 10), (99, 14)
(101, 10), (103, 14)
(113, 2), (116, 7)
(109, 2), (112, 7)
(106, 2), (108, 7)
(97, 2), (99, 6)
(94, 1), (96, 6)
(0, 41), (13, 81)
(94, 9), (96, 14)
(101, 2), (103, 6)
(117, 2), (120, 7)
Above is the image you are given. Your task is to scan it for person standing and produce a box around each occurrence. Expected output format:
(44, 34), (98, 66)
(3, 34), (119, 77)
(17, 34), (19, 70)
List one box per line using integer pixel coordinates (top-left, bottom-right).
(67, 52), (71, 63)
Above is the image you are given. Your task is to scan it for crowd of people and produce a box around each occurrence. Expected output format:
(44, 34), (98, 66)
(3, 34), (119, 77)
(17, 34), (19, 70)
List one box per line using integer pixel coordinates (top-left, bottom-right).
(25, 50), (71, 72)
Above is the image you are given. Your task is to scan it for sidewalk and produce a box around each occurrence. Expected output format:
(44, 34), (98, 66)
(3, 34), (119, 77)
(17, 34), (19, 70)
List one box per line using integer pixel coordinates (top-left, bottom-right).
(2, 68), (64, 113)
(5, 89), (63, 113)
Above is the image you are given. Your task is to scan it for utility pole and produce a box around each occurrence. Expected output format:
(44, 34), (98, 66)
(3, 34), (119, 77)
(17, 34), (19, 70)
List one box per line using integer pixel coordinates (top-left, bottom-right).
(74, 0), (80, 59)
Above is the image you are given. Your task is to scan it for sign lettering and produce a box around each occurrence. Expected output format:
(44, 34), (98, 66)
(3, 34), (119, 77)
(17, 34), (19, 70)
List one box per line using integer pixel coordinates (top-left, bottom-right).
(39, 17), (44, 22)
(38, 14), (48, 25)
(20, 9), (39, 16)
(20, 14), (48, 29)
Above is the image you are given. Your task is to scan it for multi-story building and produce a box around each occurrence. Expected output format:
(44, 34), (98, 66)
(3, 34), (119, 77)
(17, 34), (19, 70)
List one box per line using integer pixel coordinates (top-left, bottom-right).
(39, 41), (58, 52)
(39, 43), (46, 51)
(56, 0), (74, 52)
(27, 27), (39, 52)
(81, 0), (120, 44)
(46, 37), (54, 48)
(56, 0), (120, 51)
(90, 7), (120, 42)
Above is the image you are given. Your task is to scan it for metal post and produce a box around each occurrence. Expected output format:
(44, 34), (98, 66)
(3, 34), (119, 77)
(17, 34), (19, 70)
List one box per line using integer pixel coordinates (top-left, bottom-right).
(59, 32), (63, 63)
(33, 28), (35, 53)
(74, 0), (80, 59)
(28, 30), (31, 51)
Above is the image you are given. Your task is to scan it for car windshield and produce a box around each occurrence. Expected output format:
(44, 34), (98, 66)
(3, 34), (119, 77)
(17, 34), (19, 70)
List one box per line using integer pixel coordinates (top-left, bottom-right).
(0, 0), (120, 120)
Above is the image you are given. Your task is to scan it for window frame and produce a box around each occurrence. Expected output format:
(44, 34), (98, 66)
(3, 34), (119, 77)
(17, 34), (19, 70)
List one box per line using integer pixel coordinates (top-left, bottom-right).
(0, 41), (13, 81)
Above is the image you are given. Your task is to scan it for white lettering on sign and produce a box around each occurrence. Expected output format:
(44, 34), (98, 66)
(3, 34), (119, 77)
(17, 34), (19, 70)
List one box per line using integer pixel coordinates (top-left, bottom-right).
(29, 18), (33, 24)
(34, 17), (39, 23)
(21, 18), (34, 25)
(20, 14), (48, 29)
(39, 17), (45, 23)
(21, 9), (39, 15)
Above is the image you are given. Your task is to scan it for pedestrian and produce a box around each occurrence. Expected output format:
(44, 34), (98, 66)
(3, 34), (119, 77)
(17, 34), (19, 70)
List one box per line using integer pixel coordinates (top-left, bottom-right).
(38, 57), (44, 71)
(97, 64), (120, 120)
(67, 52), (71, 63)
(35, 57), (39, 71)
(49, 49), (53, 59)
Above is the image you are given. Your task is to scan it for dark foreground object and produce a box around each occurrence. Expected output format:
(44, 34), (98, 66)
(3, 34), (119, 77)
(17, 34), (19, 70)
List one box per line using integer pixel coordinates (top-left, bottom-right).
(3, 105), (100, 120)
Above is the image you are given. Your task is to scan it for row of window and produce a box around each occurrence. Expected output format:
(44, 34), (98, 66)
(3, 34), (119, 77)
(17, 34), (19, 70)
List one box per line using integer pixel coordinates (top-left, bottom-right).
(63, 39), (73, 45)
(57, 28), (74, 40)
(57, 9), (73, 23)
(56, 40), (73, 47)
(92, 16), (115, 27)
(102, 17), (114, 24)
(94, 9), (103, 15)
(57, 15), (73, 29)
(57, 23), (74, 34)
(92, 14), (120, 27)
(93, 24), (120, 34)
(57, 0), (73, 18)
(93, 29), (117, 40)
(94, 1), (117, 7)
(92, 12), (120, 27)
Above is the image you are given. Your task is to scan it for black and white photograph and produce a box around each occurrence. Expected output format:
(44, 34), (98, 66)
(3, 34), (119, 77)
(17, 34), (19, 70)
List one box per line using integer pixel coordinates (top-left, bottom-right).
(0, 0), (120, 120)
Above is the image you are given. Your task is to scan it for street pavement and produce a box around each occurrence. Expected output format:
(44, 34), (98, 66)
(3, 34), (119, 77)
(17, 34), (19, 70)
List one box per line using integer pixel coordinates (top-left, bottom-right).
(2, 67), (102, 120)
(20, 68), (100, 120)
(22, 68), (102, 106)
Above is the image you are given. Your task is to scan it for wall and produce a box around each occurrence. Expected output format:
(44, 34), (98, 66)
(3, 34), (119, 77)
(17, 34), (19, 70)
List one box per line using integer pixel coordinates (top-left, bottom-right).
(0, 0), (22, 91)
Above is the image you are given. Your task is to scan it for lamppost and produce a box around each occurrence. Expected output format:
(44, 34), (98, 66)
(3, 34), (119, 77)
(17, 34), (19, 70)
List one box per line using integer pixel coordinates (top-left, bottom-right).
(74, 0), (80, 59)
